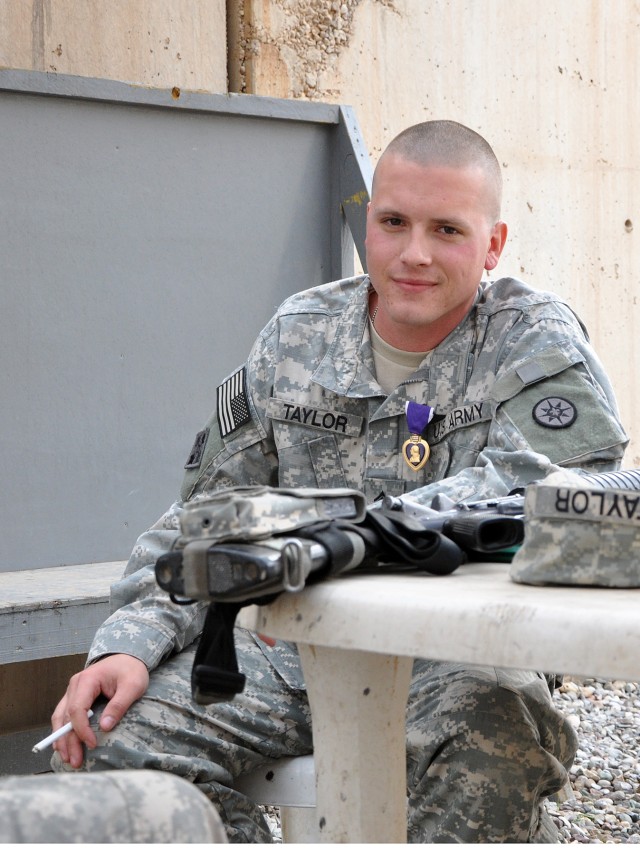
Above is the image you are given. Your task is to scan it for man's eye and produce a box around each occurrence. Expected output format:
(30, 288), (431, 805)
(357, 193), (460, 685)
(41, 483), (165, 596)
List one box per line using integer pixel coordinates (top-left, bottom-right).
(383, 217), (404, 227)
(439, 225), (459, 235)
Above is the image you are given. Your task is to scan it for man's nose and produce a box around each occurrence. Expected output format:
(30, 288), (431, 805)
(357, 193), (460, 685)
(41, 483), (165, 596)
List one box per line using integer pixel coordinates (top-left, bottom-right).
(399, 229), (432, 265)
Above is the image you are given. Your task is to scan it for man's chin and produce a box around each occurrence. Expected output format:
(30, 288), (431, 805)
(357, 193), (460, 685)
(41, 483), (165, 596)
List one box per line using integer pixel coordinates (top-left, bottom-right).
(387, 308), (443, 329)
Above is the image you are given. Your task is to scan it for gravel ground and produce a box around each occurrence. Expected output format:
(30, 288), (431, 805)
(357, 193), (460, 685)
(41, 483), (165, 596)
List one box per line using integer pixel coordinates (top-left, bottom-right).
(547, 677), (640, 844)
(262, 677), (640, 844)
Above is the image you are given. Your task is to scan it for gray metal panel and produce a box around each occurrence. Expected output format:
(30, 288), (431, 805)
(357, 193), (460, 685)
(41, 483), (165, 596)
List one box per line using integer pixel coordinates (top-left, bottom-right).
(337, 105), (373, 270)
(0, 71), (371, 572)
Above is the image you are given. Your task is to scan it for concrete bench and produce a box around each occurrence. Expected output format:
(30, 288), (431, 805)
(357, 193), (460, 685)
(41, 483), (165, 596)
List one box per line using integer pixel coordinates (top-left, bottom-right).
(235, 755), (317, 842)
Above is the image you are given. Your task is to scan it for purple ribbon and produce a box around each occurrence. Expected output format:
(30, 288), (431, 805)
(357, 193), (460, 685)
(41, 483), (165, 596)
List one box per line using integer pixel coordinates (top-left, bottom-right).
(405, 401), (434, 436)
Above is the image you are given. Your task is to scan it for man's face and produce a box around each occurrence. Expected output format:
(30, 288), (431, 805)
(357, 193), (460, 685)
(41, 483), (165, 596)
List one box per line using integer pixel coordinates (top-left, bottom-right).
(365, 154), (507, 351)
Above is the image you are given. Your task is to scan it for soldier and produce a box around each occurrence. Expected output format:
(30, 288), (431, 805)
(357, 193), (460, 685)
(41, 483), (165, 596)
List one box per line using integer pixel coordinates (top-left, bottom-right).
(51, 120), (628, 842)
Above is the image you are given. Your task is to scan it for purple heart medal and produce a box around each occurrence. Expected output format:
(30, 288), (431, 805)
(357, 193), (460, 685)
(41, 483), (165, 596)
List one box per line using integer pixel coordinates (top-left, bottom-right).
(402, 401), (434, 471)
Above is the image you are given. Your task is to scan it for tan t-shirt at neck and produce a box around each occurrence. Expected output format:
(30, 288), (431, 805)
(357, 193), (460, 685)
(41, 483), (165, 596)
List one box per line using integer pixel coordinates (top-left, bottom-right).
(369, 318), (432, 396)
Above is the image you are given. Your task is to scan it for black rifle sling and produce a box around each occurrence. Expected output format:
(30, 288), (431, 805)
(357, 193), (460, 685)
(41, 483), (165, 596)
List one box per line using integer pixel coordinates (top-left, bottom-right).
(192, 601), (246, 705)
(296, 520), (360, 580)
(356, 508), (464, 575)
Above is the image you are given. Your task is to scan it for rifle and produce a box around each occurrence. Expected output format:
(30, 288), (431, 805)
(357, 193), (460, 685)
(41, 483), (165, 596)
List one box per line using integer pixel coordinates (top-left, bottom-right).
(155, 494), (524, 604)
(381, 493), (525, 555)
(154, 488), (523, 703)
(155, 486), (375, 701)
(156, 469), (640, 605)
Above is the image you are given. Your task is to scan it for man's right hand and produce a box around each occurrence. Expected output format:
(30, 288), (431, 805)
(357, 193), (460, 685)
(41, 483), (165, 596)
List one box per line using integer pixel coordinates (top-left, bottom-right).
(51, 653), (149, 769)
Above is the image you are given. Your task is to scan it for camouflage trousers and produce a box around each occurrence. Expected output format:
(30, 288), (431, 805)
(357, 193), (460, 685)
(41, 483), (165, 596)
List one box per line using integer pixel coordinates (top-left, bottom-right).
(53, 628), (577, 843)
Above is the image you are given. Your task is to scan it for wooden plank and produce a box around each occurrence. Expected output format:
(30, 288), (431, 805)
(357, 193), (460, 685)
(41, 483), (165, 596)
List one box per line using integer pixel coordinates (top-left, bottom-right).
(0, 655), (87, 732)
(0, 562), (125, 664)
(2, 602), (111, 663)
(0, 562), (125, 610)
(0, 654), (88, 773)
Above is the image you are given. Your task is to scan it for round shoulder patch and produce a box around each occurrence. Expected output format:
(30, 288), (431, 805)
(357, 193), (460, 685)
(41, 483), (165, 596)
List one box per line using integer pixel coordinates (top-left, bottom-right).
(532, 397), (577, 429)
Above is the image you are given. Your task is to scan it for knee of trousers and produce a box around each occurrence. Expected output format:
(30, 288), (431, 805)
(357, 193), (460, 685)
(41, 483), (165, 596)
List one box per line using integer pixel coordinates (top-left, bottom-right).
(406, 663), (577, 800)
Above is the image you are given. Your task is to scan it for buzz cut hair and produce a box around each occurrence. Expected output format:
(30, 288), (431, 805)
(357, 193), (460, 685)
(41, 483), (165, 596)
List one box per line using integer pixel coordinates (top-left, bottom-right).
(376, 120), (503, 222)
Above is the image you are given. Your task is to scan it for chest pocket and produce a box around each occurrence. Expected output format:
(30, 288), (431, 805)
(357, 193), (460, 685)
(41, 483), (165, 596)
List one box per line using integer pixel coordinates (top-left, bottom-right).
(267, 397), (362, 490)
(274, 431), (349, 489)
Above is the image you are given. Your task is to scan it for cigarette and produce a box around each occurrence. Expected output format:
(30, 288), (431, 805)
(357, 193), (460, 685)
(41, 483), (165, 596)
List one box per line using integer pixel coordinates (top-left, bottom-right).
(32, 710), (94, 753)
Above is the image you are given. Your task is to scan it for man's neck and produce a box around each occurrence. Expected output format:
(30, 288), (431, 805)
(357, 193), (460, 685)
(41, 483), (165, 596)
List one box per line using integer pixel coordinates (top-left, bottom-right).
(369, 319), (431, 395)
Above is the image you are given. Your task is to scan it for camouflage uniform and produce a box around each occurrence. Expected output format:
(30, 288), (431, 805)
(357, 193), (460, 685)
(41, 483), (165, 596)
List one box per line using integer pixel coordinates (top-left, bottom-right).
(55, 275), (628, 842)
(0, 769), (228, 843)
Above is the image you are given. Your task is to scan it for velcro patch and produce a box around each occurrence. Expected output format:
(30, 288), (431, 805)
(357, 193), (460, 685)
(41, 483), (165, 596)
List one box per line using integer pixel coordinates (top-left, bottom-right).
(266, 398), (363, 437)
(426, 402), (489, 444)
(217, 367), (251, 438)
(532, 485), (640, 526)
(184, 428), (209, 469)
(501, 366), (627, 466)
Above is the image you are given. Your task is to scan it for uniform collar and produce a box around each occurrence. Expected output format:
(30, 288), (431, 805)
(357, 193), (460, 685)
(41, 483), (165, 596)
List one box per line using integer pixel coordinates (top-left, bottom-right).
(311, 277), (383, 398)
(311, 277), (483, 399)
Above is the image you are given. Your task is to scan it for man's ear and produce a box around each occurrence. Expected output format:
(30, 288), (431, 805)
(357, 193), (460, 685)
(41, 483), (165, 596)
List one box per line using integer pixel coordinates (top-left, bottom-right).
(485, 221), (508, 271)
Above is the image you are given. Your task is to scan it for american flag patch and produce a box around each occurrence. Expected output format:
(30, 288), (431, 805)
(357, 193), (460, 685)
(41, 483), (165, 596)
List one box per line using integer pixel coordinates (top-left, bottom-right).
(217, 367), (251, 438)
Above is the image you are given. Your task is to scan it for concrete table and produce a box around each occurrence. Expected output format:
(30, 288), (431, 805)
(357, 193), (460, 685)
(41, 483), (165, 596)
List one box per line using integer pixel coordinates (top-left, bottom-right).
(238, 563), (640, 842)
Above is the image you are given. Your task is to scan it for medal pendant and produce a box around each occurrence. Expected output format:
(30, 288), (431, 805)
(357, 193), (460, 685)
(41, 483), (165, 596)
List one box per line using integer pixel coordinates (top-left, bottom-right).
(402, 434), (430, 471)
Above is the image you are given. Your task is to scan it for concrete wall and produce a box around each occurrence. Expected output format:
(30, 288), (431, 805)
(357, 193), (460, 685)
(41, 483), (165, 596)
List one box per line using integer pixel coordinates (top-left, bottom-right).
(231, 0), (640, 468)
(0, 0), (227, 91)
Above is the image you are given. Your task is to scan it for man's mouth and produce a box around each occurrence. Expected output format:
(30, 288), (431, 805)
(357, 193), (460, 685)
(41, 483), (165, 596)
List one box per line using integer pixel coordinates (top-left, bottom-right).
(391, 277), (439, 290)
